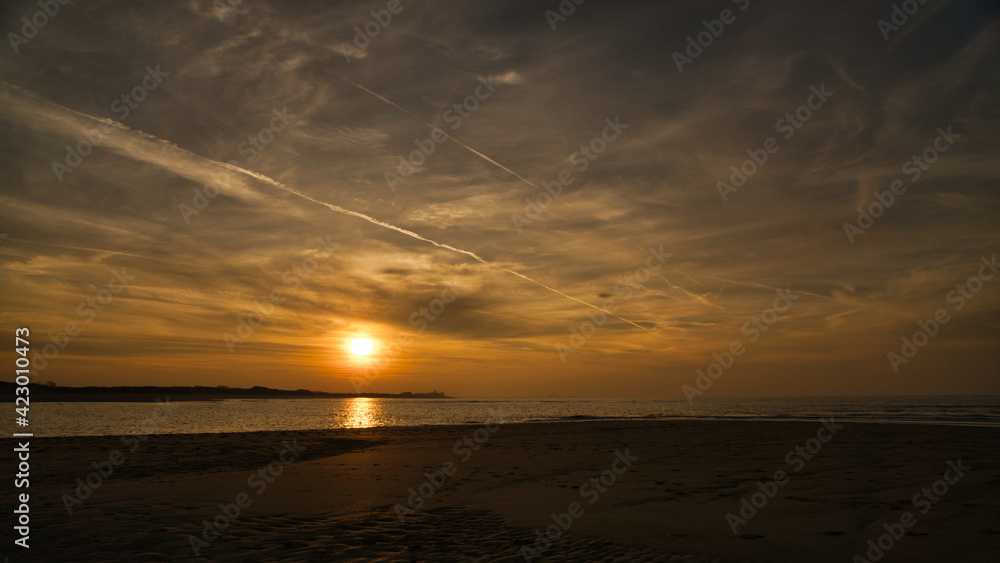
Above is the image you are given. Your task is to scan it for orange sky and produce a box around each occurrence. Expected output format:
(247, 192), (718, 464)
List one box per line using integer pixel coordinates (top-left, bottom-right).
(1, 0), (998, 397)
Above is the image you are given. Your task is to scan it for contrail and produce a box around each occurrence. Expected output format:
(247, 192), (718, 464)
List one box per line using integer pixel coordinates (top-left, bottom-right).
(4, 237), (192, 266)
(627, 241), (823, 301)
(633, 245), (702, 287)
(502, 269), (653, 333)
(221, 161), (490, 262)
(699, 275), (829, 300)
(338, 76), (571, 207)
(654, 272), (726, 312)
(669, 266), (703, 287)
(339, 77), (536, 187)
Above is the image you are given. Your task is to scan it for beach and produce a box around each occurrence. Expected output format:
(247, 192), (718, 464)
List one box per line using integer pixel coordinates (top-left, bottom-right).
(10, 420), (999, 561)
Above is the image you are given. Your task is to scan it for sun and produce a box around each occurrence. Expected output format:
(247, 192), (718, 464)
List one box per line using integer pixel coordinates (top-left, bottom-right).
(350, 338), (374, 356)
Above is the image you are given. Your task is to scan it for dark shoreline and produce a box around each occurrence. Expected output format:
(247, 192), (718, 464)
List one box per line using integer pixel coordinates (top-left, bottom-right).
(0, 381), (450, 401)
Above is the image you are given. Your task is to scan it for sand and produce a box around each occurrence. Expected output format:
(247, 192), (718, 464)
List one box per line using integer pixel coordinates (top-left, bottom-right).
(5, 420), (999, 561)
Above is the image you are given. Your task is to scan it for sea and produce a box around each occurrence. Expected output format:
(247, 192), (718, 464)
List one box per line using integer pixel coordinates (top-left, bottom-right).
(28, 395), (1000, 437)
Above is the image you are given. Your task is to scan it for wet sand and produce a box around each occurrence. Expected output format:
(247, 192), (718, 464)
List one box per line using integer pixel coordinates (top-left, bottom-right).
(6, 420), (999, 561)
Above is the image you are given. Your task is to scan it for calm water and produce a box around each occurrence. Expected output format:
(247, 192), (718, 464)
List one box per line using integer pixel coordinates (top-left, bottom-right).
(28, 396), (1000, 437)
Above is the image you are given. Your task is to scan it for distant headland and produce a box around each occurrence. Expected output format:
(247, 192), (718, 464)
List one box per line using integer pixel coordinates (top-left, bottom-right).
(0, 382), (449, 402)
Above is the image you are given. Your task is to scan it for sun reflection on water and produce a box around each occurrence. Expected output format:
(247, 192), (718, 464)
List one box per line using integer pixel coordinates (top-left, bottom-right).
(343, 397), (380, 428)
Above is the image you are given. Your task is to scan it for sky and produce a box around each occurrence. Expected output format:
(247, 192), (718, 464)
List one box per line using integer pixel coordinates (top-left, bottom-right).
(1, 0), (998, 398)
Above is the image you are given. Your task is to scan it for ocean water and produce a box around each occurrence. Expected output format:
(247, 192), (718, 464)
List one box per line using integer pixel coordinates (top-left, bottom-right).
(27, 396), (1000, 437)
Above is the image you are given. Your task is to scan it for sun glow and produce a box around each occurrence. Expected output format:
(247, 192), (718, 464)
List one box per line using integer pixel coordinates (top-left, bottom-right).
(350, 338), (374, 356)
